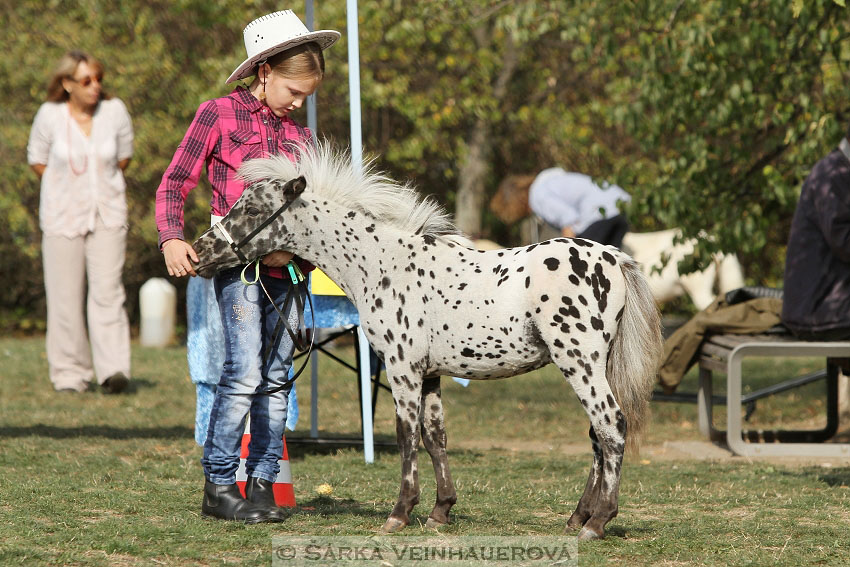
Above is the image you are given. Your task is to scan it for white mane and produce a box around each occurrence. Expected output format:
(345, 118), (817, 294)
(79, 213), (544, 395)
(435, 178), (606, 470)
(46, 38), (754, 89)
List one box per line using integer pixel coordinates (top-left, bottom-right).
(237, 142), (462, 239)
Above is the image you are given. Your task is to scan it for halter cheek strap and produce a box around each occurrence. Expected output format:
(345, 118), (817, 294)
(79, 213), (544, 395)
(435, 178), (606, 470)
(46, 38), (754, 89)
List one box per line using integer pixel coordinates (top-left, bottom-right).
(214, 222), (250, 263)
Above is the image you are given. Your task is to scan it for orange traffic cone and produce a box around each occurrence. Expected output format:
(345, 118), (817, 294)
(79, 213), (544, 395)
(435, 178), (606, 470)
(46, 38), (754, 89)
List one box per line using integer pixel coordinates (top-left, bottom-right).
(235, 419), (295, 507)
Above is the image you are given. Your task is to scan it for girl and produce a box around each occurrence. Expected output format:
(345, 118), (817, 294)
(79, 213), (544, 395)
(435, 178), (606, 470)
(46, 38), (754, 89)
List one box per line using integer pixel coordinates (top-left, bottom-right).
(155, 10), (339, 523)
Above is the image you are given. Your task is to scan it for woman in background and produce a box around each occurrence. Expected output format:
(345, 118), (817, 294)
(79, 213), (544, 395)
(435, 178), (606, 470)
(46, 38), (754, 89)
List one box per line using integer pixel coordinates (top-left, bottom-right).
(28, 50), (134, 395)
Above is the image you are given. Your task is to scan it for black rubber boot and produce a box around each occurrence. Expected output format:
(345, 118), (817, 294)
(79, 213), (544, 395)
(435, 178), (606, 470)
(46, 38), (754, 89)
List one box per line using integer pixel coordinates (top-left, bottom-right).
(201, 481), (280, 524)
(246, 476), (288, 521)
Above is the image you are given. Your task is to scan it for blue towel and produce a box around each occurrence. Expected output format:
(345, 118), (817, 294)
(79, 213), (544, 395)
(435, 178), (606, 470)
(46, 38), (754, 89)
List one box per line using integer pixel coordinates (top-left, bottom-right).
(187, 276), (299, 446)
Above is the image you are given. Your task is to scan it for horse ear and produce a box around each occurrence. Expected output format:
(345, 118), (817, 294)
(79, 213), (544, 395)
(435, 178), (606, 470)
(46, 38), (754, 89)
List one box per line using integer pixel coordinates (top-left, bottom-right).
(282, 176), (306, 199)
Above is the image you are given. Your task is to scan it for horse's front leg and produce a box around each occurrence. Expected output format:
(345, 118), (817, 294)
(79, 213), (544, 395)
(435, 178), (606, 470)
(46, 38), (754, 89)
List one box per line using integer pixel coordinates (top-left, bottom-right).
(419, 376), (457, 528)
(382, 371), (423, 533)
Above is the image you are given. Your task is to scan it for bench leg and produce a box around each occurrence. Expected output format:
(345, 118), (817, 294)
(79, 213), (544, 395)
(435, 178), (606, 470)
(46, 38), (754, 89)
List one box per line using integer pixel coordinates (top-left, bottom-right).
(825, 360), (840, 440)
(726, 350), (850, 457)
(697, 367), (725, 442)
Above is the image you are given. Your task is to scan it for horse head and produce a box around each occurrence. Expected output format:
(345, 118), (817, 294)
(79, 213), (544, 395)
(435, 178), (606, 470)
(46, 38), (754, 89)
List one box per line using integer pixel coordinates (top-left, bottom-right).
(191, 175), (306, 278)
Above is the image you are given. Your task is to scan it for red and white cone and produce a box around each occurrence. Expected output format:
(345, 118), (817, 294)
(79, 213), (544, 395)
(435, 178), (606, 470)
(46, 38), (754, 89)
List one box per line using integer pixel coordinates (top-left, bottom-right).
(235, 419), (295, 507)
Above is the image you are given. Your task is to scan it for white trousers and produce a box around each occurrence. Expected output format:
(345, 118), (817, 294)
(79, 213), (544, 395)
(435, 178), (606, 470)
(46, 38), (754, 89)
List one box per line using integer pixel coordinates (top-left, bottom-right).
(42, 217), (131, 391)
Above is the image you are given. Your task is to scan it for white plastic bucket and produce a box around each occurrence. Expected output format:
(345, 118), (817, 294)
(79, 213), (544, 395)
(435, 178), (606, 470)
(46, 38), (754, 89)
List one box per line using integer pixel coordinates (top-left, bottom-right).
(139, 277), (177, 347)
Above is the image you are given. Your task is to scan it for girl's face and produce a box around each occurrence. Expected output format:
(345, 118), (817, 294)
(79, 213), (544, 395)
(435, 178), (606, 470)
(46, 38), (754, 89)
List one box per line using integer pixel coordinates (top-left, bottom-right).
(63, 61), (102, 107)
(262, 66), (319, 118)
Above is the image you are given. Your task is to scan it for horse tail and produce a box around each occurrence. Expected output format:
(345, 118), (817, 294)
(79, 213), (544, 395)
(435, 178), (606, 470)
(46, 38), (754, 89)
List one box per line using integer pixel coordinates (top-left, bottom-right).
(607, 255), (664, 454)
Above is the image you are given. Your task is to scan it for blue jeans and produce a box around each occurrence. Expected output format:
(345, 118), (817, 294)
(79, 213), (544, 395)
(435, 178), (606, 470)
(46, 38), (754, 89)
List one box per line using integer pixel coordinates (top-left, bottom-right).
(202, 266), (300, 485)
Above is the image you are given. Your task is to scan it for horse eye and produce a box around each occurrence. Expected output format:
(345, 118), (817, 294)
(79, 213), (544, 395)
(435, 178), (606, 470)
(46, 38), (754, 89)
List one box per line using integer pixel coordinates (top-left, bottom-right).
(247, 207), (261, 216)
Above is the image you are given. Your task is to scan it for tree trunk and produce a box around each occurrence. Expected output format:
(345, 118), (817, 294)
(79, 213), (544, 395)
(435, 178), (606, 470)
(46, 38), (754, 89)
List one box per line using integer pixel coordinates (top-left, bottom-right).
(454, 121), (491, 236)
(454, 27), (518, 237)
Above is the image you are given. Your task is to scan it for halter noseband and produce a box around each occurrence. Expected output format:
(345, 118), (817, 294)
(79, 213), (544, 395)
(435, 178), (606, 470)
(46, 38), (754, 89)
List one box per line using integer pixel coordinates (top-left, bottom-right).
(214, 197), (296, 263)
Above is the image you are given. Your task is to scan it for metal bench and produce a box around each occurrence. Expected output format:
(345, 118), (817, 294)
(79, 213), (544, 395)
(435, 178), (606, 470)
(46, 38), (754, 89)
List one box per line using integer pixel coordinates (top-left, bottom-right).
(697, 333), (850, 457)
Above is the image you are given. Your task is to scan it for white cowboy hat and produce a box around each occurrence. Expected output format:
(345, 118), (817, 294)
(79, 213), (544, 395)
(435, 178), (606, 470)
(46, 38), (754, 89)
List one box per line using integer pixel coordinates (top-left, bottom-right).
(226, 10), (340, 84)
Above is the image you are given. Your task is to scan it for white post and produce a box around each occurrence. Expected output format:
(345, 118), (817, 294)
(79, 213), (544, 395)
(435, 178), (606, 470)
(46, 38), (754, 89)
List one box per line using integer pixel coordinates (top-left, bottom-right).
(357, 328), (374, 464)
(305, 0), (318, 141)
(347, 0), (363, 171)
(346, 0), (373, 464)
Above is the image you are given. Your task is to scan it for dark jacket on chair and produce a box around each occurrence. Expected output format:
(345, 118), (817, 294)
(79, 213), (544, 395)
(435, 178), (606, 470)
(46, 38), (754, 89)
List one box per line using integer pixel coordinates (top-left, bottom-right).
(782, 142), (850, 337)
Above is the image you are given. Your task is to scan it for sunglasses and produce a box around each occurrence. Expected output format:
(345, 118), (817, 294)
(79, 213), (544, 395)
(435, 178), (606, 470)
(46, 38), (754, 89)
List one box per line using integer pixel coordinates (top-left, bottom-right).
(69, 74), (103, 87)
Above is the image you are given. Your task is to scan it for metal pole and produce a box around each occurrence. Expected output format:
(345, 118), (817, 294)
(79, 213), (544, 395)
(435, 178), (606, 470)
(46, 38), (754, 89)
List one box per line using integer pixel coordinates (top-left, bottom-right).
(346, 0), (372, 464)
(347, 0), (363, 172)
(305, 0), (318, 142)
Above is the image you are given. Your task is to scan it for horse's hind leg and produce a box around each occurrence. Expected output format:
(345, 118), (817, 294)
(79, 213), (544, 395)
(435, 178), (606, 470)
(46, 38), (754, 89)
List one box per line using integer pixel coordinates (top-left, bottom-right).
(556, 357), (626, 540)
(419, 376), (457, 528)
(382, 372), (423, 533)
(577, 399), (625, 540)
(567, 427), (603, 530)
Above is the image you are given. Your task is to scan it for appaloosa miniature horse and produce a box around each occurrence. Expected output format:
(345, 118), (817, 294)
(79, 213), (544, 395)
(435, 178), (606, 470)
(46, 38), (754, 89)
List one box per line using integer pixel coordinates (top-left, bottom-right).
(191, 145), (664, 540)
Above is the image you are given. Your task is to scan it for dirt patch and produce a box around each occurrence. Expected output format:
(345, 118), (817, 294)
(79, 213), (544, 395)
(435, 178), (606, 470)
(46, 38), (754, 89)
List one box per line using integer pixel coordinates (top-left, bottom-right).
(451, 437), (850, 467)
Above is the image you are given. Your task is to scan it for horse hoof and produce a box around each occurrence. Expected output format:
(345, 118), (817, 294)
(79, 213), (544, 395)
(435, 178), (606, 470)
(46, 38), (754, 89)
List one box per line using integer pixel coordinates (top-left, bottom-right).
(381, 518), (407, 534)
(577, 526), (602, 541)
(566, 515), (586, 530)
(425, 517), (446, 529)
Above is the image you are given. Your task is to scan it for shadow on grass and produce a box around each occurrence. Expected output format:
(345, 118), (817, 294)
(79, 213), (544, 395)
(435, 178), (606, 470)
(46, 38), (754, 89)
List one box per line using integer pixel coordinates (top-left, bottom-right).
(286, 432), (398, 459)
(605, 524), (654, 539)
(295, 495), (388, 519)
(120, 377), (157, 394)
(0, 424), (194, 440)
(293, 496), (475, 528)
(285, 435), (496, 461)
(780, 466), (850, 487)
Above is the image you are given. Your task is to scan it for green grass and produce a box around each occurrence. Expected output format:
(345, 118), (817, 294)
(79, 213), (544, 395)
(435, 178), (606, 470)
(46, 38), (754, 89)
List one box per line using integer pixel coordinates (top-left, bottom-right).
(1, 336), (849, 566)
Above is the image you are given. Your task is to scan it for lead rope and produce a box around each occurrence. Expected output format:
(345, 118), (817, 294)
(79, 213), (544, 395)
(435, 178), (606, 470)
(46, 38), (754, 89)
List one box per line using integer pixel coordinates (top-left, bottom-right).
(240, 259), (316, 396)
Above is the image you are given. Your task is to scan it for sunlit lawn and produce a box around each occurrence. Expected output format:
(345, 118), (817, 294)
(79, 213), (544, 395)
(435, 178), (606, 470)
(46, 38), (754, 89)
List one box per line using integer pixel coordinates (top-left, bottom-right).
(1, 335), (848, 566)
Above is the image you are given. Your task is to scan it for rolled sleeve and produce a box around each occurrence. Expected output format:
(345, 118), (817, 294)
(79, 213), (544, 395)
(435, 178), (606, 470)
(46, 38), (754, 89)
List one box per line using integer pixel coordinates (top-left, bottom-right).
(155, 100), (220, 247)
(114, 99), (134, 160)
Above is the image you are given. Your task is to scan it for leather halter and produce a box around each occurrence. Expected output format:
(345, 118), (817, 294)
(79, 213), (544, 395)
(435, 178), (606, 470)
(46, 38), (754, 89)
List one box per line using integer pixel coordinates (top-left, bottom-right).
(214, 197), (296, 263)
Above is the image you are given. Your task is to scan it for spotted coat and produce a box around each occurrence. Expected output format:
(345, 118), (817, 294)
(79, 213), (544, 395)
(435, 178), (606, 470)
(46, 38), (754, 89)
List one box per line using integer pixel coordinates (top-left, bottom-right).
(191, 146), (663, 539)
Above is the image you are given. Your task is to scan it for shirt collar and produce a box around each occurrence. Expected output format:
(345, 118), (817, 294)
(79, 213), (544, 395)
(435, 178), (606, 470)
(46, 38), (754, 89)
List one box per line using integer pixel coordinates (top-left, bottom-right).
(229, 86), (265, 114)
(229, 85), (291, 132)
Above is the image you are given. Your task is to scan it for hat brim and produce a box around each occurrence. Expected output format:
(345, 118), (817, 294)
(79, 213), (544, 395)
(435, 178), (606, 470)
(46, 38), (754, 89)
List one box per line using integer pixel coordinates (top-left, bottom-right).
(225, 30), (340, 84)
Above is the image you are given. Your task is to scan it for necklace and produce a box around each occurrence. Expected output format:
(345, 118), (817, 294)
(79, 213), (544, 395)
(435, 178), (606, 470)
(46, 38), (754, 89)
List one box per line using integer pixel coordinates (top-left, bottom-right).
(66, 106), (88, 176)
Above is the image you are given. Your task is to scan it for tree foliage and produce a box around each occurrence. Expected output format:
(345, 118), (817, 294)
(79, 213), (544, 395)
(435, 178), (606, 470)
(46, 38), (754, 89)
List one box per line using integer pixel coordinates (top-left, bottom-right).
(606, 0), (850, 280)
(1, 0), (848, 331)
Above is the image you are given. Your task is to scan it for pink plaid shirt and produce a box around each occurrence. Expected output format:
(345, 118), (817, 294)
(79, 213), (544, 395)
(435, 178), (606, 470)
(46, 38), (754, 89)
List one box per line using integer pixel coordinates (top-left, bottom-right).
(155, 86), (313, 276)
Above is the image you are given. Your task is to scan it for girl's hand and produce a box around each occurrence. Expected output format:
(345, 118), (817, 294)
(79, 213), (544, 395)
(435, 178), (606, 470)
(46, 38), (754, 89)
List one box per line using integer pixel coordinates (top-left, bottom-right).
(162, 239), (199, 277)
(261, 250), (294, 268)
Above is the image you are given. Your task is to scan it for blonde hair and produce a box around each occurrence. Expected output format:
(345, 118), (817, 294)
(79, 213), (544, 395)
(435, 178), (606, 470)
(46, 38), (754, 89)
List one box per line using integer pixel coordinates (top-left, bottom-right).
(46, 50), (110, 103)
(263, 42), (325, 82)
